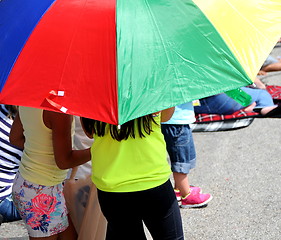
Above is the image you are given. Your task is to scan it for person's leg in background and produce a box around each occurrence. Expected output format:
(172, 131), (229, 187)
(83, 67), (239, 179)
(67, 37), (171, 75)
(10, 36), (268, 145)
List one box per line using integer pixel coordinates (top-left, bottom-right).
(0, 194), (21, 224)
(161, 124), (212, 208)
(240, 86), (281, 116)
(260, 55), (281, 73)
(194, 94), (244, 115)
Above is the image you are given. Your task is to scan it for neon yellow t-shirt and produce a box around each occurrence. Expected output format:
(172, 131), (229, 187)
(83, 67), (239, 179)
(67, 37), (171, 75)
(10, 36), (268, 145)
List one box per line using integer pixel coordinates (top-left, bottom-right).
(91, 116), (171, 192)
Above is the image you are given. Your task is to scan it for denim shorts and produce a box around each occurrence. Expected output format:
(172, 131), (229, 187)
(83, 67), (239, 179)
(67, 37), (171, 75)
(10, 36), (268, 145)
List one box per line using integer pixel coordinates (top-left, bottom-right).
(161, 124), (196, 174)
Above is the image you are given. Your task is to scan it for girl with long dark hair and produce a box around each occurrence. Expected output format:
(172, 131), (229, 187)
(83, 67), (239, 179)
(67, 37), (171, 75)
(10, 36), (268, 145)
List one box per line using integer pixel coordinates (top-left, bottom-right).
(81, 108), (184, 240)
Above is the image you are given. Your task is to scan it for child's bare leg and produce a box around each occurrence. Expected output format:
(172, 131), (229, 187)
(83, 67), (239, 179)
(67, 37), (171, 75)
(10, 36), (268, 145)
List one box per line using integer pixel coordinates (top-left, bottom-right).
(254, 77), (266, 89)
(261, 62), (281, 72)
(58, 215), (77, 240)
(30, 235), (58, 240)
(258, 70), (267, 76)
(173, 172), (190, 197)
(260, 106), (277, 115)
(243, 102), (256, 112)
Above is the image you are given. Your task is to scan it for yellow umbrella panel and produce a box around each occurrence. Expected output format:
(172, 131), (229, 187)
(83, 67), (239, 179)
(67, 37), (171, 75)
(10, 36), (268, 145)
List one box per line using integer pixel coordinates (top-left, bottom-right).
(195, 0), (281, 81)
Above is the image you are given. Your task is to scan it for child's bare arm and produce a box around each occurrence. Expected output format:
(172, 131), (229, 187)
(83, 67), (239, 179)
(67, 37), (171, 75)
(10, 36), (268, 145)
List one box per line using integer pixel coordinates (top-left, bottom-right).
(9, 113), (25, 149)
(161, 107), (175, 122)
(44, 110), (91, 169)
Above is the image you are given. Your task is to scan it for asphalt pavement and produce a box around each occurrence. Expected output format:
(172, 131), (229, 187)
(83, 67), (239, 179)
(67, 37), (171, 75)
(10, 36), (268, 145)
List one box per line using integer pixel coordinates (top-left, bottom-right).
(1, 44), (280, 240)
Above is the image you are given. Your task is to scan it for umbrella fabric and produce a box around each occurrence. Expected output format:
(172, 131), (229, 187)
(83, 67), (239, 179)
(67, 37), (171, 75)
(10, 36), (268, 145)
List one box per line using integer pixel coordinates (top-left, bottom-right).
(0, 0), (280, 125)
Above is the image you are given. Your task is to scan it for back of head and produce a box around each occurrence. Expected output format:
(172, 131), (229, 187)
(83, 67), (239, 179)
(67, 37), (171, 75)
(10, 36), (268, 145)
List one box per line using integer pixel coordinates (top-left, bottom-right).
(81, 115), (157, 141)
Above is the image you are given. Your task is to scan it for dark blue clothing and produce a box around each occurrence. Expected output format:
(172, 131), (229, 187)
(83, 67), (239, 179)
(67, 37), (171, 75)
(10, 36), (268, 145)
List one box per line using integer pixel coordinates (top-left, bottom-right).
(0, 194), (21, 222)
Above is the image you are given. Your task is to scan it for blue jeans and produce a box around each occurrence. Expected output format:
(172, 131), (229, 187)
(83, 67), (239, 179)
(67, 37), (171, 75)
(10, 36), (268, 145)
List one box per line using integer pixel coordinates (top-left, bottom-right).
(98, 180), (184, 240)
(161, 124), (196, 174)
(194, 87), (275, 115)
(0, 194), (21, 222)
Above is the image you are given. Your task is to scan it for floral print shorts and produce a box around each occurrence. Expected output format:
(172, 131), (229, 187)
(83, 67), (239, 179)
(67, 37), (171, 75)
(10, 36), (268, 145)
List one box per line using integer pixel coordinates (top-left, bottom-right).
(12, 173), (69, 237)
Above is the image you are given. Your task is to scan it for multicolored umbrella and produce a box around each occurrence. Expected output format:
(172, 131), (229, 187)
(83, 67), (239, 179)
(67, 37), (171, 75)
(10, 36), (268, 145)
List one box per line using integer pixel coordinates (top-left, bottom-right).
(0, 0), (281, 125)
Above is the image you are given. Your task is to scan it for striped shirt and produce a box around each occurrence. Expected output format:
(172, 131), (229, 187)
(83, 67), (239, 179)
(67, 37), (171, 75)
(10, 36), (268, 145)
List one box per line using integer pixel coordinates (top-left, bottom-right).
(0, 105), (22, 201)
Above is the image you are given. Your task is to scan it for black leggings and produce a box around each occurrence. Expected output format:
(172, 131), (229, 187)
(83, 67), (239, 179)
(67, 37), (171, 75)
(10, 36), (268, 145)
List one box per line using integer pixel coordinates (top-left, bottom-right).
(98, 180), (184, 240)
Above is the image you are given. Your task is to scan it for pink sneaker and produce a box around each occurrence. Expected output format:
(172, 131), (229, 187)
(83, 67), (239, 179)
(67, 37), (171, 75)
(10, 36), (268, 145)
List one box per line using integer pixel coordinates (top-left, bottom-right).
(180, 191), (212, 208)
(174, 186), (202, 201)
(174, 189), (181, 201)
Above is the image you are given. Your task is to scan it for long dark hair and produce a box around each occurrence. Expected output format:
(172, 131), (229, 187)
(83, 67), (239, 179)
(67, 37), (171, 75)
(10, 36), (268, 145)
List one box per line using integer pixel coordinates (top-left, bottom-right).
(81, 115), (157, 141)
(5, 105), (18, 119)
